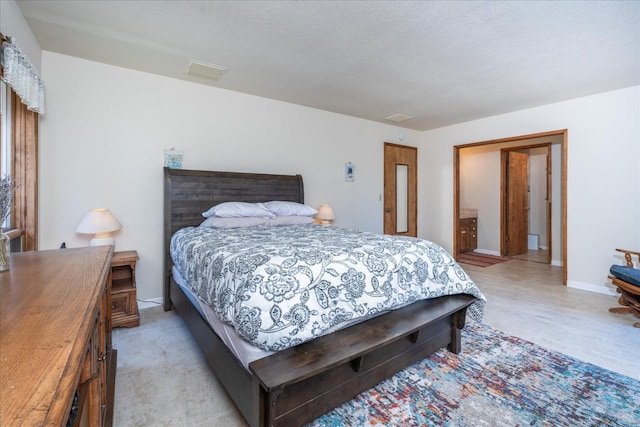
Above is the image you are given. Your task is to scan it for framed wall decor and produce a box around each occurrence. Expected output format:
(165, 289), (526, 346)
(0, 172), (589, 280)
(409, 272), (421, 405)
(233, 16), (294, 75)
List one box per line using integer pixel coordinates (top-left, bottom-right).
(164, 149), (183, 169)
(345, 162), (355, 182)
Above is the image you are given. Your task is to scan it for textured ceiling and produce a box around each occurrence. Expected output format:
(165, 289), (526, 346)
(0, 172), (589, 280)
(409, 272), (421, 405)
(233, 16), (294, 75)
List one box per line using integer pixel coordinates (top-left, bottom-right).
(15, 0), (640, 131)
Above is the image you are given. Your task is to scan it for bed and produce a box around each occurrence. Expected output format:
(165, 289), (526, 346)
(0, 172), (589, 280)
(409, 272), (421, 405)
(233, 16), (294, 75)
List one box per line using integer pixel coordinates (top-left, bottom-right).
(163, 167), (485, 427)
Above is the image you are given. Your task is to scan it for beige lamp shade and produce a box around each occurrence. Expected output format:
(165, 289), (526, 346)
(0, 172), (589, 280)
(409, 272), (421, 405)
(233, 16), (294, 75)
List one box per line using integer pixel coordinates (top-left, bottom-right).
(76, 208), (122, 246)
(315, 204), (336, 225)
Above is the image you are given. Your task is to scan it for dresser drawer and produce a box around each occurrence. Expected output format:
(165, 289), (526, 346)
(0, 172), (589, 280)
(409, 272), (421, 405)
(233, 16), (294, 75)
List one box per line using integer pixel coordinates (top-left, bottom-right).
(111, 288), (139, 328)
(111, 292), (129, 319)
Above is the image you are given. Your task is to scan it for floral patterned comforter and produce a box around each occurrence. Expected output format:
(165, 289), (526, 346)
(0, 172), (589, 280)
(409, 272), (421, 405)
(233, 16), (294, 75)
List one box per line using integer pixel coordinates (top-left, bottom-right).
(170, 224), (486, 352)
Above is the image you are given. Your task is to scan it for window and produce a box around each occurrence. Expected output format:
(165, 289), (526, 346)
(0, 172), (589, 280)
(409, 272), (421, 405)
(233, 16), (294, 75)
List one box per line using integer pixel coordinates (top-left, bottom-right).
(1, 34), (39, 251)
(0, 80), (38, 251)
(1, 81), (12, 228)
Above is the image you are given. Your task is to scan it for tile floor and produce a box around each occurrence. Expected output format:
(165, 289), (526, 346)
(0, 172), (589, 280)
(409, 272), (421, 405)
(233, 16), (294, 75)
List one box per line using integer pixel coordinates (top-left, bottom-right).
(113, 259), (639, 426)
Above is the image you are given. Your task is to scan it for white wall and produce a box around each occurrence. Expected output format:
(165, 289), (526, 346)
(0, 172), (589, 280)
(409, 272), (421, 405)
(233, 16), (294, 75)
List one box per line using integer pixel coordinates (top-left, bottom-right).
(420, 86), (640, 294)
(0, 0), (42, 72)
(459, 144), (501, 252)
(38, 52), (421, 300)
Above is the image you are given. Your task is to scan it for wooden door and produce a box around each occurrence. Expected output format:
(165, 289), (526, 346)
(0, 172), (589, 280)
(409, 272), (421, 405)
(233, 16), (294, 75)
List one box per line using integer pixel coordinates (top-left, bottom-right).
(384, 143), (417, 237)
(503, 151), (529, 255)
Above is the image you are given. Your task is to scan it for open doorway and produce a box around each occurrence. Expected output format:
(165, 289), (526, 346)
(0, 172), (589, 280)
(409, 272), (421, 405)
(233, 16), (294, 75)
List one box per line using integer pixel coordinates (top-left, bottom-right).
(453, 130), (567, 284)
(501, 144), (551, 264)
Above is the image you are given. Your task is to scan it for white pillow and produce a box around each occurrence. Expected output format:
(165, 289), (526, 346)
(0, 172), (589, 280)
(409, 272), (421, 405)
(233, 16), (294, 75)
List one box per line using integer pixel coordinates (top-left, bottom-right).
(202, 202), (275, 218)
(200, 216), (269, 228)
(267, 216), (315, 226)
(264, 201), (318, 217)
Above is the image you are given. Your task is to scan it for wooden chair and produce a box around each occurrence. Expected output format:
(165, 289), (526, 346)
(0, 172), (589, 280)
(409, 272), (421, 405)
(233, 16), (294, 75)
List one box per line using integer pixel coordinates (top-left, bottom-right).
(608, 248), (640, 327)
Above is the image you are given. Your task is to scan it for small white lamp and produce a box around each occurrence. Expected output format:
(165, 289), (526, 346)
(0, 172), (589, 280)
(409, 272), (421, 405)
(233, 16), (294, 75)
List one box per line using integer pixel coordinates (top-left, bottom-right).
(315, 204), (336, 225)
(76, 208), (122, 246)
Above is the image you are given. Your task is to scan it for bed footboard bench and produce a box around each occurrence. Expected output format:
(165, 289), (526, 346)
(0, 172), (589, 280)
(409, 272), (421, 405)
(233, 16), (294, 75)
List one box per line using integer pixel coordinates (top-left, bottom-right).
(250, 294), (475, 427)
(170, 274), (474, 427)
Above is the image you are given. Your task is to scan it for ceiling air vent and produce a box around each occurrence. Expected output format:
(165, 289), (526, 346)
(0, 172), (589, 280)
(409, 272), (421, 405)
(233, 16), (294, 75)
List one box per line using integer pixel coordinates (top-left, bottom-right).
(185, 60), (227, 81)
(384, 113), (414, 123)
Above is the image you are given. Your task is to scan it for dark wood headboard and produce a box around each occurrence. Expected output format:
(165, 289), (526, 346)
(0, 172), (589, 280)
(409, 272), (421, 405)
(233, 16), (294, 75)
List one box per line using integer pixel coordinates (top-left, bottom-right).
(163, 167), (304, 309)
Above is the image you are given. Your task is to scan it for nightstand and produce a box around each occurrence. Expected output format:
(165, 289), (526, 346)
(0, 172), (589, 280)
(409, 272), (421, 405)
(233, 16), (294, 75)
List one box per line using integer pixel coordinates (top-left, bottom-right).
(111, 250), (140, 328)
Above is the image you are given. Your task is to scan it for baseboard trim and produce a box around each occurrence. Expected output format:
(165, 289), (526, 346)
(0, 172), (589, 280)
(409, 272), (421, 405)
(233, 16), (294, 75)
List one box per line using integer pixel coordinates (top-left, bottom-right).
(567, 280), (616, 296)
(137, 297), (164, 310)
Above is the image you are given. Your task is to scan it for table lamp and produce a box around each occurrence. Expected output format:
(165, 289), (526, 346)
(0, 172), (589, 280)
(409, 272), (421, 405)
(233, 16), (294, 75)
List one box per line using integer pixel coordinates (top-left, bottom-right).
(315, 204), (336, 225)
(76, 208), (122, 246)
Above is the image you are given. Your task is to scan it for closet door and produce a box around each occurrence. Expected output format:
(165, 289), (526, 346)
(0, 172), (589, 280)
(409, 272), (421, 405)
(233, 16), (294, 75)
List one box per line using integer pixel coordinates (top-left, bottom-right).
(384, 143), (417, 237)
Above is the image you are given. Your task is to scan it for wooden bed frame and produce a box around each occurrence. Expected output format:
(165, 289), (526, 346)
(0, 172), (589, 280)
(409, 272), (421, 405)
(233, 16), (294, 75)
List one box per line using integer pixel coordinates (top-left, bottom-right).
(163, 167), (476, 427)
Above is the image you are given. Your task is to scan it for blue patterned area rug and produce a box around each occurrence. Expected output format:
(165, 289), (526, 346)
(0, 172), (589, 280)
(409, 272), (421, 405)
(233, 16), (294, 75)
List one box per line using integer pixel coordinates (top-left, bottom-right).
(307, 322), (640, 426)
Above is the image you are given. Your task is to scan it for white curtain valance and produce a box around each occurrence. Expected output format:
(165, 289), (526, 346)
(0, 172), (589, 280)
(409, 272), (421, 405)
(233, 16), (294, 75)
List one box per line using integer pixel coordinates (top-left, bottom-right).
(1, 38), (45, 114)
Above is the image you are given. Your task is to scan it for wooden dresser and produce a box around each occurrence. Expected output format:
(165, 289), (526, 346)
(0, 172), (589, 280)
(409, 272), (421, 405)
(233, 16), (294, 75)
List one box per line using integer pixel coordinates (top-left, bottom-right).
(458, 216), (478, 253)
(0, 246), (117, 426)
